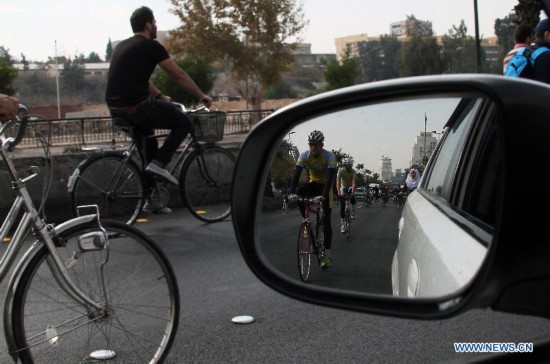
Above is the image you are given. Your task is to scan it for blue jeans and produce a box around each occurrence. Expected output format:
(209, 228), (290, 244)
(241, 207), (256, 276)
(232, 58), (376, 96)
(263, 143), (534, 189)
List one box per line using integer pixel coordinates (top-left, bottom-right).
(111, 99), (192, 166)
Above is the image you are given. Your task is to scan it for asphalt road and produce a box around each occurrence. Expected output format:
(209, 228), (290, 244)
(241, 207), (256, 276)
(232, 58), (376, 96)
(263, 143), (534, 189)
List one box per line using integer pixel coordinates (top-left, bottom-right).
(1, 205), (549, 363)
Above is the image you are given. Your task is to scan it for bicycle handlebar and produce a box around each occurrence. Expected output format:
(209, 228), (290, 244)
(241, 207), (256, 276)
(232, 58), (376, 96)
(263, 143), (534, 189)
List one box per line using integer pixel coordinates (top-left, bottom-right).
(287, 195), (324, 204)
(1, 104), (29, 151)
(171, 101), (209, 114)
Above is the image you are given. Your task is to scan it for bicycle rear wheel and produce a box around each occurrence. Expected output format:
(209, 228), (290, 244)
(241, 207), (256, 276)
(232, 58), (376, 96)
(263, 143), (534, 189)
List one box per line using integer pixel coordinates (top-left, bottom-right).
(179, 145), (236, 223)
(70, 153), (145, 225)
(7, 219), (180, 364)
(297, 222), (313, 282)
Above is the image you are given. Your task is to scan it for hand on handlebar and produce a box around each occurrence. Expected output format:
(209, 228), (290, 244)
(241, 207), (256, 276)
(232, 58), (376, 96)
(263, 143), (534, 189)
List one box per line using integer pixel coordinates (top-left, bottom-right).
(287, 194), (298, 202)
(201, 96), (213, 108)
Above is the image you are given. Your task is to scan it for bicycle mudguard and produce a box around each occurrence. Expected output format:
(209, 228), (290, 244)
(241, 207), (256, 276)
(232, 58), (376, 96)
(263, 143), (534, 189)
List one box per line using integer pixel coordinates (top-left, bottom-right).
(67, 151), (126, 193)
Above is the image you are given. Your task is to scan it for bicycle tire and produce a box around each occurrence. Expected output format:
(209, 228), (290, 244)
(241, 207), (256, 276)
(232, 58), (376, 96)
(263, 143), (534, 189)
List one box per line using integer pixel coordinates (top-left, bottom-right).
(179, 145), (236, 223)
(315, 214), (325, 264)
(297, 222), (312, 282)
(8, 219), (180, 363)
(71, 153), (145, 225)
(345, 204), (352, 241)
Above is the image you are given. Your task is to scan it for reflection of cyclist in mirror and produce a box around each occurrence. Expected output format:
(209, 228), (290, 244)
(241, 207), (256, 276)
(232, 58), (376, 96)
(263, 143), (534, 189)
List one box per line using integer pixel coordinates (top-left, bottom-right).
(106, 6), (212, 192)
(336, 157), (357, 234)
(289, 130), (337, 269)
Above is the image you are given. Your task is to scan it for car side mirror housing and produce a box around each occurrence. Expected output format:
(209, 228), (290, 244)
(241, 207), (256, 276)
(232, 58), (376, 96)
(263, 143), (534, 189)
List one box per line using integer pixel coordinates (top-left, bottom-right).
(232, 75), (550, 320)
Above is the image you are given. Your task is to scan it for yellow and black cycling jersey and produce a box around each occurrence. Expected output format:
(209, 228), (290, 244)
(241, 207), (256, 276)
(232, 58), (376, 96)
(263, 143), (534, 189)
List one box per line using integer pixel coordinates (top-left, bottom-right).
(296, 149), (337, 184)
(337, 167), (356, 192)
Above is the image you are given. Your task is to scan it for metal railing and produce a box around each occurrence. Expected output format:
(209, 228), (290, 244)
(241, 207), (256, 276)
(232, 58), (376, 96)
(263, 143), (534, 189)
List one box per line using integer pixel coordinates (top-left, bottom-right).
(14, 109), (273, 149)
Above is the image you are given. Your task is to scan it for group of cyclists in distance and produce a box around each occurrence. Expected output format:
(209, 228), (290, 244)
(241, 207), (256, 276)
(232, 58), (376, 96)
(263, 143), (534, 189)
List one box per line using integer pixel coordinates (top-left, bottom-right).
(286, 130), (422, 270)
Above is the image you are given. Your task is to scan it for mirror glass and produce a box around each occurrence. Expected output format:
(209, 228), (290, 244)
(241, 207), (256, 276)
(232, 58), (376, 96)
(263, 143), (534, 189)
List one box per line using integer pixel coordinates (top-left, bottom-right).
(258, 94), (493, 298)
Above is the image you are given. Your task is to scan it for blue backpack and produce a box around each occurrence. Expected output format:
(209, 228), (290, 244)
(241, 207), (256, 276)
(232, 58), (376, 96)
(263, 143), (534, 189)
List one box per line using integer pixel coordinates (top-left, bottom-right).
(504, 46), (550, 78)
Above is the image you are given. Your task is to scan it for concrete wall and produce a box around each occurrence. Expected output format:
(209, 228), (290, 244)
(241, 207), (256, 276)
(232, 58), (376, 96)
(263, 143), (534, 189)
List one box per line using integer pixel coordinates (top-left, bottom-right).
(1, 144), (241, 224)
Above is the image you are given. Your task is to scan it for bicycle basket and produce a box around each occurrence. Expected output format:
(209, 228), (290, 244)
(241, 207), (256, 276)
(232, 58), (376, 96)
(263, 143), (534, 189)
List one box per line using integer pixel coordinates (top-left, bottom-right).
(192, 111), (226, 143)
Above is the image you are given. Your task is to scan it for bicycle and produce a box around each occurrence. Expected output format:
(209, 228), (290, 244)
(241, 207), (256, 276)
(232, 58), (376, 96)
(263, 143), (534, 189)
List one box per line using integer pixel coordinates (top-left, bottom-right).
(289, 195), (326, 282)
(381, 192), (388, 207)
(364, 191), (373, 207)
(0, 106), (180, 363)
(68, 102), (236, 225)
(340, 195), (353, 241)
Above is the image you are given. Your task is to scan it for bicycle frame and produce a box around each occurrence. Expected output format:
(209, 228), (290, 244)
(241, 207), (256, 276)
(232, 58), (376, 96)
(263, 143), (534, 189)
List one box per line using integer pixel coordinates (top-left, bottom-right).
(0, 121), (104, 312)
(299, 197), (325, 255)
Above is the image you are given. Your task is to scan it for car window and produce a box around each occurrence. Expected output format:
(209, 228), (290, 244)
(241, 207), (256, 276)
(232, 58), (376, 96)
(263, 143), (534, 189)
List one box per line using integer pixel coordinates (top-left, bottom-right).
(422, 98), (480, 199)
(421, 97), (500, 229)
(454, 101), (501, 227)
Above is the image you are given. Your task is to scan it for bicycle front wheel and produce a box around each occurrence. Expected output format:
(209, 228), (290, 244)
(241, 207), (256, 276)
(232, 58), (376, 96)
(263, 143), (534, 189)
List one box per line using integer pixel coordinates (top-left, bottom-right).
(8, 220), (180, 363)
(297, 222), (312, 282)
(179, 146), (236, 223)
(70, 153), (146, 225)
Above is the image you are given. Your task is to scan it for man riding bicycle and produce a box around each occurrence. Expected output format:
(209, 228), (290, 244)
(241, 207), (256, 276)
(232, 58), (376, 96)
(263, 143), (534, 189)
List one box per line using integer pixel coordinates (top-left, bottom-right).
(336, 157), (357, 234)
(288, 130), (337, 269)
(105, 6), (212, 213)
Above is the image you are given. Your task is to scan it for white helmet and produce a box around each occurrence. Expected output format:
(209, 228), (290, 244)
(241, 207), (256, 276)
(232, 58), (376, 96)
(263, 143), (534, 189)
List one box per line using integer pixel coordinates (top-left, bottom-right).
(343, 157), (353, 166)
(308, 130), (324, 143)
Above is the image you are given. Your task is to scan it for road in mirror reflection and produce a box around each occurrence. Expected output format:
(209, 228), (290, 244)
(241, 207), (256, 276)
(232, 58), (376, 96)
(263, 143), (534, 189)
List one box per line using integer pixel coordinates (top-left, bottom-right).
(257, 95), (485, 298)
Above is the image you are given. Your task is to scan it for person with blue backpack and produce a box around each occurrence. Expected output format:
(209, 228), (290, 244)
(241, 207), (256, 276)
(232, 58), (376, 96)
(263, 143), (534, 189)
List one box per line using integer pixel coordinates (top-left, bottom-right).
(502, 25), (533, 74)
(530, 18), (550, 84)
(504, 19), (550, 84)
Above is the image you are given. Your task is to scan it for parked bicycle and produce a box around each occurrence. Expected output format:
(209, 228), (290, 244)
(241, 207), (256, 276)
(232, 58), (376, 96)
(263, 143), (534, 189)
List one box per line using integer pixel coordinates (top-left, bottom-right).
(68, 102), (236, 225)
(289, 195), (326, 282)
(0, 106), (180, 363)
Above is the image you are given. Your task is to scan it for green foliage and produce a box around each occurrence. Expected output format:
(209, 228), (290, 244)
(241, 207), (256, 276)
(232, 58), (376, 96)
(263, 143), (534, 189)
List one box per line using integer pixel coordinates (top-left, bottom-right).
(168, 0), (307, 109)
(0, 46), (18, 95)
(399, 16), (442, 76)
(106, 39), (113, 62)
(152, 56), (215, 107)
(63, 145), (82, 153)
(324, 48), (361, 91)
(440, 20), (479, 74)
(357, 35), (401, 82)
(265, 79), (298, 99)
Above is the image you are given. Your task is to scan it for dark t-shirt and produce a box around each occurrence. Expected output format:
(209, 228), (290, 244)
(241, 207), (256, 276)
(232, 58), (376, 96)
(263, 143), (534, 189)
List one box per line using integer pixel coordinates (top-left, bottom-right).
(532, 40), (550, 85)
(105, 35), (170, 108)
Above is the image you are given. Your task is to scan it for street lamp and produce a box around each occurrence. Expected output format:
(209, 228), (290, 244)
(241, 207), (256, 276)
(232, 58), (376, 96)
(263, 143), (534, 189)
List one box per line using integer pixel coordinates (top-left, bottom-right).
(288, 131), (295, 143)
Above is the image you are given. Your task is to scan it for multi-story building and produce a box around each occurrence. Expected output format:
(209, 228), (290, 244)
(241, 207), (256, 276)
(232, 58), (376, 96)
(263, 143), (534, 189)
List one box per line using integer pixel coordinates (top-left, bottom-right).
(409, 131), (444, 167)
(379, 155), (393, 183)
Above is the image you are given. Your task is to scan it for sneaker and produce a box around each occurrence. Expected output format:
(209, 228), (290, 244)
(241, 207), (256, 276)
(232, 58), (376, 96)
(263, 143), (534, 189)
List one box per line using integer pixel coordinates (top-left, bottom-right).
(145, 163), (178, 185)
(340, 225), (346, 234)
(142, 202), (172, 214)
(320, 255), (332, 269)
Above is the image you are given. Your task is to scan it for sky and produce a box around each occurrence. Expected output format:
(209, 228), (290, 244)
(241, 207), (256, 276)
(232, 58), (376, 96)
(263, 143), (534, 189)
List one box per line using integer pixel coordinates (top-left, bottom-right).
(1, 0), (522, 62)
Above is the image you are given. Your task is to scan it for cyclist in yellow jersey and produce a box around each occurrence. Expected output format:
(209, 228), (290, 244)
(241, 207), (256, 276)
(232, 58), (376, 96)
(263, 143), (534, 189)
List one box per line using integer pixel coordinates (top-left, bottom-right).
(289, 130), (337, 269)
(336, 157), (357, 234)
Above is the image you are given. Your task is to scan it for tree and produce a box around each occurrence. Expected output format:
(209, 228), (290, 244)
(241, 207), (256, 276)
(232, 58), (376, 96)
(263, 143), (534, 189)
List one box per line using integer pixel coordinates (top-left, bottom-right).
(61, 58), (86, 97)
(152, 55), (215, 107)
(85, 52), (102, 63)
(167, 0), (307, 109)
(324, 48), (361, 91)
(514, 0), (542, 29)
(399, 15), (442, 77)
(106, 38), (113, 62)
(356, 35), (401, 82)
(494, 13), (518, 73)
(0, 46), (18, 95)
(441, 20), (478, 73)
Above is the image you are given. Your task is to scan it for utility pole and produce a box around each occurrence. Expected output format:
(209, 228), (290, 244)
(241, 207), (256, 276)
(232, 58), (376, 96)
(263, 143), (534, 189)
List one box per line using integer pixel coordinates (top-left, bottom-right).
(55, 40), (61, 119)
(424, 113), (427, 164)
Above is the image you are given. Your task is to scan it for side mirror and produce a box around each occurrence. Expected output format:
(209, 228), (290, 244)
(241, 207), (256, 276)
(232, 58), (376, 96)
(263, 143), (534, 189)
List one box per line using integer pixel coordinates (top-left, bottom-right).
(232, 75), (550, 319)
